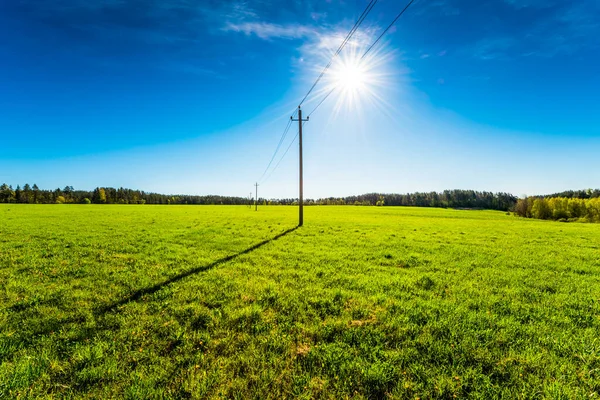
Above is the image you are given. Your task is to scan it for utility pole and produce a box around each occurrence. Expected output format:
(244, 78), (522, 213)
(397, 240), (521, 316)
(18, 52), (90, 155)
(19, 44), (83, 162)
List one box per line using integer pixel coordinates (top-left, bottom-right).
(254, 183), (259, 211)
(291, 106), (309, 226)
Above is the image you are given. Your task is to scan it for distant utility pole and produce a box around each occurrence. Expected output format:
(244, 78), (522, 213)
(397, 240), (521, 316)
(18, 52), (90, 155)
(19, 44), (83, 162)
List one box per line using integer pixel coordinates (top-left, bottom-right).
(291, 106), (309, 227)
(254, 182), (259, 211)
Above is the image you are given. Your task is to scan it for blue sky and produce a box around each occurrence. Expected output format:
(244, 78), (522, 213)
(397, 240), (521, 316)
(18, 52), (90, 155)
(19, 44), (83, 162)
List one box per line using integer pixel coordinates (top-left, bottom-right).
(1, 0), (599, 198)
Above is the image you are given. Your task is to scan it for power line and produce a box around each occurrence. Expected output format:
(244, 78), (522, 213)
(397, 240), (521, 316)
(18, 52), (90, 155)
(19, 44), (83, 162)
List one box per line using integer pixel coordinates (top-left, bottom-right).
(361, 0), (415, 60)
(261, 122), (306, 184)
(258, 2), (377, 184)
(307, 0), (417, 117)
(298, 0), (378, 107)
(308, 87), (335, 117)
(261, 129), (298, 184)
(257, 117), (293, 182)
(256, 0), (417, 189)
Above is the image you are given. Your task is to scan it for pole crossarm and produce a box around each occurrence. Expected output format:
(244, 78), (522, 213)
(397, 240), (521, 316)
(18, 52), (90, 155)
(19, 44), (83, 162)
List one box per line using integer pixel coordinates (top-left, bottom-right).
(291, 106), (309, 227)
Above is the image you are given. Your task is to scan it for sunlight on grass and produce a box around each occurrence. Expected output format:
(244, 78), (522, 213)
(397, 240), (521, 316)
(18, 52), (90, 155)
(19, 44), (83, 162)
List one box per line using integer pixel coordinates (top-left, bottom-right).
(1, 205), (599, 398)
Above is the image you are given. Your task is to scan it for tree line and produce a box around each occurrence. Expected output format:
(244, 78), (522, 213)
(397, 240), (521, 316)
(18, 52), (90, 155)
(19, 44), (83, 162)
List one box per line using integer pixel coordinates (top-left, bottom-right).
(541, 189), (600, 199)
(0, 184), (517, 211)
(0, 184), (249, 205)
(514, 196), (600, 222)
(317, 191), (517, 211)
(6, 182), (598, 223)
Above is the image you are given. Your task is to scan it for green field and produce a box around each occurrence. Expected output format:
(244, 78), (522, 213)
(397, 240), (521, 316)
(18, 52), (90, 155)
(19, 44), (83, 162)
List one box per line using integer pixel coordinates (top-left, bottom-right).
(1, 205), (599, 399)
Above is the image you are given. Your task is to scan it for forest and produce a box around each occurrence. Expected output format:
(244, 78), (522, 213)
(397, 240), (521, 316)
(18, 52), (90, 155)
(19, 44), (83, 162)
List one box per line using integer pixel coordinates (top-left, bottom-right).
(514, 196), (600, 222)
(0, 184), (520, 210)
(323, 191), (517, 210)
(2, 183), (599, 218)
(0, 184), (249, 206)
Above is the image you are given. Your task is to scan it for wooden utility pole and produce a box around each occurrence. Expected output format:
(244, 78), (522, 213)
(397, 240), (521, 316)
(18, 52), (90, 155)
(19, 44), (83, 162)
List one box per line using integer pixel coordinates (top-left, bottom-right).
(291, 106), (309, 226)
(254, 183), (259, 211)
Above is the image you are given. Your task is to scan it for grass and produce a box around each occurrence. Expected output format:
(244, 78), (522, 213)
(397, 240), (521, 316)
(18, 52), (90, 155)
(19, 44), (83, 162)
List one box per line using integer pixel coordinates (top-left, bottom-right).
(1, 204), (599, 399)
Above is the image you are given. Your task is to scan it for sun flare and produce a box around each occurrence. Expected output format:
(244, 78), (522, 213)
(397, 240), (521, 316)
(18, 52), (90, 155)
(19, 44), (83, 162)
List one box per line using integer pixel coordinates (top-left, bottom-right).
(305, 35), (399, 118)
(325, 52), (382, 113)
(334, 61), (367, 93)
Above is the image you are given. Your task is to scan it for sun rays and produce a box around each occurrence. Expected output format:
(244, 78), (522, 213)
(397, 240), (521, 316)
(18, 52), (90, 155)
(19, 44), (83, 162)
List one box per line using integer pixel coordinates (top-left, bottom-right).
(301, 32), (402, 123)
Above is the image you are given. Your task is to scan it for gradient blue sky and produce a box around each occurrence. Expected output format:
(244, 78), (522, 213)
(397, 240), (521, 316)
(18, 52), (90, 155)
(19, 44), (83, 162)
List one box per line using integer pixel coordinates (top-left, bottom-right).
(1, 0), (599, 198)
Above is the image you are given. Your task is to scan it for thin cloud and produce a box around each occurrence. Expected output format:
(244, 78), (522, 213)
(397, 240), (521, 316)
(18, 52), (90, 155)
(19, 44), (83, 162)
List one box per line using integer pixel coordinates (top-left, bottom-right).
(160, 62), (222, 78)
(310, 12), (328, 22)
(412, 0), (460, 17)
(503, 0), (557, 9)
(471, 37), (517, 60)
(468, 1), (599, 60)
(223, 21), (317, 40)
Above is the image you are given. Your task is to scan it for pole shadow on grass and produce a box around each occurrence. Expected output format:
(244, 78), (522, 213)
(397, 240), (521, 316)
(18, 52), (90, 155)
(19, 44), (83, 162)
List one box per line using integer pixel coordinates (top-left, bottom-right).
(1, 227), (299, 364)
(95, 226), (299, 315)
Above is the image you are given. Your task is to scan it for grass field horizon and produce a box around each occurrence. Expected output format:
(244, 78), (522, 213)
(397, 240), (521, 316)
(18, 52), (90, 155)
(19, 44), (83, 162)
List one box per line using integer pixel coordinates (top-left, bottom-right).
(2, 204), (599, 398)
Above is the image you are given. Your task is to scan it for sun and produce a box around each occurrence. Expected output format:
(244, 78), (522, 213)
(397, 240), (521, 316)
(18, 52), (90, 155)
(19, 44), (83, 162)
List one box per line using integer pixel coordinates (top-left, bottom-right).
(302, 31), (401, 119)
(326, 53), (378, 112)
(334, 60), (367, 93)
(321, 45), (395, 115)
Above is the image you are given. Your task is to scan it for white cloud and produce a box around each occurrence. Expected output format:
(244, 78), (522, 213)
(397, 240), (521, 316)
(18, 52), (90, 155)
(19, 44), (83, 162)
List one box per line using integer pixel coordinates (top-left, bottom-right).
(503, 0), (557, 9)
(223, 21), (317, 40)
(412, 0), (460, 16)
(310, 12), (327, 22)
(471, 37), (517, 60)
(468, 0), (599, 60)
